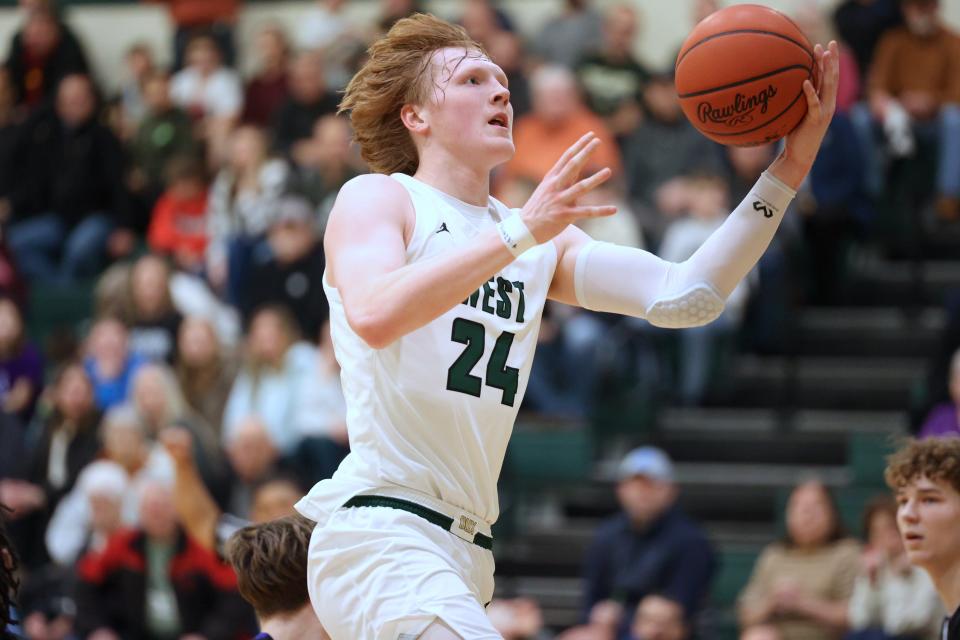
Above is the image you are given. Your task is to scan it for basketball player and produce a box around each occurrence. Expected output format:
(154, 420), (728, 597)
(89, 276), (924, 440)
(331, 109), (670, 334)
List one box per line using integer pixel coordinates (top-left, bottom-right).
(886, 438), (960, 640)
(295, 13), (840, 640)
(225, 515), (330, 640)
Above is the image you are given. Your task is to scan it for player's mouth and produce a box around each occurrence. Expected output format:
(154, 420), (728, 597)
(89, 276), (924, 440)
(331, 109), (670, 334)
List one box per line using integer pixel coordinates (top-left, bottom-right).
(488, 113), (509, 129)
(903, 531), (924, 546)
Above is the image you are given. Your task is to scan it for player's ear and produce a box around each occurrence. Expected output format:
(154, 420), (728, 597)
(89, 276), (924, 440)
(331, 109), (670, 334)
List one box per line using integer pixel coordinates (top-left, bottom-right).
(400, 103), (428, 136)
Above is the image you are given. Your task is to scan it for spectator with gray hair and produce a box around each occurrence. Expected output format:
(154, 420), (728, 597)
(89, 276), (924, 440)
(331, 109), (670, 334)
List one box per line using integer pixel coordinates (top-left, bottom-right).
(44, 460), (128, 566)
(45, 405), (175, 566)
(74, 481), (256, 639)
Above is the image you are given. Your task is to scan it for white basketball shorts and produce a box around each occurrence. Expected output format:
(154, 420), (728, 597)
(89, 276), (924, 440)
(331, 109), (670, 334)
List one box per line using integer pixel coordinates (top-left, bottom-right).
(306, 503), (502, 639)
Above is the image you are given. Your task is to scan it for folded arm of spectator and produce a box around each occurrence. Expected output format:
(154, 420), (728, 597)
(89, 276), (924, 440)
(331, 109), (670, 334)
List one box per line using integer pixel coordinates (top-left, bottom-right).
(737, 548), (777, 628)
(847, 572), (882, 630)
(783, 591), (849, 630)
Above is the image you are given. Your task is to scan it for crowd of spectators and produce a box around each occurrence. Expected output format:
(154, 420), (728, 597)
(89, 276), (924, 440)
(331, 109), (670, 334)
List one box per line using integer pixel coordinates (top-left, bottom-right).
(0, 0), (957, 638)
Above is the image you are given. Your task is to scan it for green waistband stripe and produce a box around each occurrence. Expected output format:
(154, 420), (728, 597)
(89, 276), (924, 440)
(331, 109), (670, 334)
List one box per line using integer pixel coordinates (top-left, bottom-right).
(343, 495), (493, 550)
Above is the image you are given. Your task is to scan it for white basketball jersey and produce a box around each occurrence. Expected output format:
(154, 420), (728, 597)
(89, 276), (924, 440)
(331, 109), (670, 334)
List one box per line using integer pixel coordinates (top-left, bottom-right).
(295, 174), (557, 527)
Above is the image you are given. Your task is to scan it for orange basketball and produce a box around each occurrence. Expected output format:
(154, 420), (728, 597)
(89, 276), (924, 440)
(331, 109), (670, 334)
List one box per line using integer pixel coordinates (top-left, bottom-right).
(675, 4), (817, 147)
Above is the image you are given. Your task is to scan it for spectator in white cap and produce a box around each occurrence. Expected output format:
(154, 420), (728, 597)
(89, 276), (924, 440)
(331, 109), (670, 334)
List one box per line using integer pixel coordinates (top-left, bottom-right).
(44, 460), (128, 566)
(580, 446), (715, 640)
(44, 405), (181, 566)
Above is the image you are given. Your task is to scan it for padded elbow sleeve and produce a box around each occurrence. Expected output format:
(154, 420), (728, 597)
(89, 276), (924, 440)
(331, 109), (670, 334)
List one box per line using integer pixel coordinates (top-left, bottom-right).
(573, 171), (795, 328)
(574, 241), (725, 328)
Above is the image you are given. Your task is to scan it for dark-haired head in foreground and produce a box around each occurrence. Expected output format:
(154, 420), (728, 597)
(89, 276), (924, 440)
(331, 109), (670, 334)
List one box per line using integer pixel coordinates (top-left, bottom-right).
(226, 514), (329, 640)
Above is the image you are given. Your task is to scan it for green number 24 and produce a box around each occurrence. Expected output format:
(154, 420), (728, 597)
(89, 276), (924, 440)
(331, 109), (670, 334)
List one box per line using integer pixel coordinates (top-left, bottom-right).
(446, 318), (519, 406)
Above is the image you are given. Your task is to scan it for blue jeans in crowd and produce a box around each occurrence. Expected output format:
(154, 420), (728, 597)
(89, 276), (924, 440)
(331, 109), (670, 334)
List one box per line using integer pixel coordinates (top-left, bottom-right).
(932, 103), (960, 198)
(226, 234), (271, 309)
(6, 213), (114, 283)
(850, 102), (960, 199)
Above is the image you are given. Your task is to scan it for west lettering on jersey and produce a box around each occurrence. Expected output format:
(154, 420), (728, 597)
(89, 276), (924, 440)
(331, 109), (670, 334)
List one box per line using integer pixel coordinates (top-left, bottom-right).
(462, 276), (526, 323)
(495, 278), (512, 319)
(481, 280), (496, 314)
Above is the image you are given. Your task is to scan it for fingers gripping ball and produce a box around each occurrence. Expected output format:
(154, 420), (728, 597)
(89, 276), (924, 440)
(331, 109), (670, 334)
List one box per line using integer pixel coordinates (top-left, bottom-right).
(675, 4), (818, 146)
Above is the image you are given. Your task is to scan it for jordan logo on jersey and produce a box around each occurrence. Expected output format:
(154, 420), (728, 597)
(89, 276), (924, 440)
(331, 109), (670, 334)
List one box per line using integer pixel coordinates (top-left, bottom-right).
(435, 222), (450, 234)
(462, 276), (526, 323)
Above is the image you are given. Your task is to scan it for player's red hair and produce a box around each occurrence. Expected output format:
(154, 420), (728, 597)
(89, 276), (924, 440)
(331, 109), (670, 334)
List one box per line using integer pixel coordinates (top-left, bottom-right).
(339, 13), (484, 175)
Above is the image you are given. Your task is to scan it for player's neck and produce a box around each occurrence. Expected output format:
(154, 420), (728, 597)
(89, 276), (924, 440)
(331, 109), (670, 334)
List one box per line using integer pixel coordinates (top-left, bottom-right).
(928, 559), (960, 614)
(260, 605), (329, 640)
(413, 151), (491, 207)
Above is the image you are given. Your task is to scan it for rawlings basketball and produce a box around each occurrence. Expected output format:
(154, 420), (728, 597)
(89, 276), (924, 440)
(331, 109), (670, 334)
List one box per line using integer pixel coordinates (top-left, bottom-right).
(675, 4), (817, 147)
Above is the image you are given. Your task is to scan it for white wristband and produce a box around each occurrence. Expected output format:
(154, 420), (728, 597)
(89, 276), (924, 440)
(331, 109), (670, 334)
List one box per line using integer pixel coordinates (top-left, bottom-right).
(752, 171), (797, 220)
(497, 213), (537, 258)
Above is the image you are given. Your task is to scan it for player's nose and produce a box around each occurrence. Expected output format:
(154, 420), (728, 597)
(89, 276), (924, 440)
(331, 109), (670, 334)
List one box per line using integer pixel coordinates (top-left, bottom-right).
(491, 84), (510, 106)
(899, 500), (919, 523)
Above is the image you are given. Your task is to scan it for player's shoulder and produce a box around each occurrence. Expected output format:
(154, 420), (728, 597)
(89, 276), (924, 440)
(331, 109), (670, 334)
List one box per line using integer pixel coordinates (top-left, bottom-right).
(337, 173), (409, 202)
(329, 173), (414, 228)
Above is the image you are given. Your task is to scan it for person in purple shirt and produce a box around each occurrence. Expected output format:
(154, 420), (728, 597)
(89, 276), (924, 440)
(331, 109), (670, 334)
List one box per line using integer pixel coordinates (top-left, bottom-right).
(919, 348), (960, 439)
(0, 297), (43, 423)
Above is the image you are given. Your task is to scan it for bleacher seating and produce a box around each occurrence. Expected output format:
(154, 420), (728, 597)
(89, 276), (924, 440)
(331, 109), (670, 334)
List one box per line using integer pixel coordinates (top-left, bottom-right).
(496, 239), (960, 632)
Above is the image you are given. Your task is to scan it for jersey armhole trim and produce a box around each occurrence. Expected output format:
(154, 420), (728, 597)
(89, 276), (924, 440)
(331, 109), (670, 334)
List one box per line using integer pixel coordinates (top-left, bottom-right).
(387, 173), (421, 254)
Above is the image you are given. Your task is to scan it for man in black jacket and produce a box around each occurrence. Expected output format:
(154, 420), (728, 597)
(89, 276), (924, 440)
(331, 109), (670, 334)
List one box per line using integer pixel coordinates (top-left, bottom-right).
(5, 73), (134, 282)
(269, 52), (338, 160)
(582, 447), (715, 640)
(4, 6), (89, 112)
(243, 195), (327, 339)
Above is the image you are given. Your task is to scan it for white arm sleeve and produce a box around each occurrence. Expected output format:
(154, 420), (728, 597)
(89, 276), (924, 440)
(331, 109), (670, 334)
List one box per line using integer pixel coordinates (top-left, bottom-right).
(574, 171), (796, 328)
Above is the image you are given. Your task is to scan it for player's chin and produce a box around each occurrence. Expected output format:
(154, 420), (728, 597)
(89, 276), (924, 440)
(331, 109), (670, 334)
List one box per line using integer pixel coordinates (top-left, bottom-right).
(903, 547), (931, 567)
(486, 137), (515, 160)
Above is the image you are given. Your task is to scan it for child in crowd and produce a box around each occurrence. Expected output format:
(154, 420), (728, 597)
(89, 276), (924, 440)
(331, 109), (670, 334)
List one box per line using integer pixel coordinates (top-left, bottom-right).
(657, 173), (751, 405)
(147, 156), (210, 273)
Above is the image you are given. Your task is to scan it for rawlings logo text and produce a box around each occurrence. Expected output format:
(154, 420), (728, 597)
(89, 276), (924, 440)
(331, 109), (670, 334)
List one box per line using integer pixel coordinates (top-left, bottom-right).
(697, 85), (778, 127)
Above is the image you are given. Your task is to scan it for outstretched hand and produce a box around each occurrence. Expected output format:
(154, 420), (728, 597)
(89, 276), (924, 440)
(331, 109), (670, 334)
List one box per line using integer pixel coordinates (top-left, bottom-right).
(520, 132), (617, 243)
(774, 40), (840, 189)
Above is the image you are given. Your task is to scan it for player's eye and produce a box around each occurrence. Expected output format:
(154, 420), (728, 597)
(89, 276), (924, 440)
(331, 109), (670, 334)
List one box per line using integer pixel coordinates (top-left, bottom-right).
(468, 76), (481, 85)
